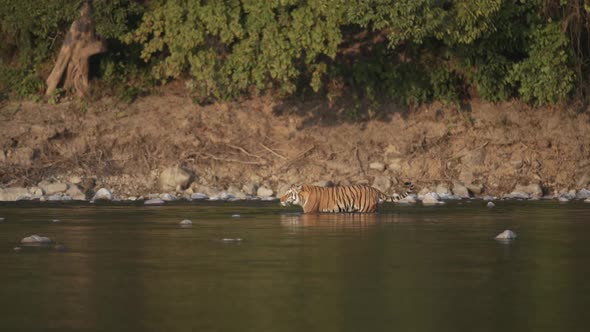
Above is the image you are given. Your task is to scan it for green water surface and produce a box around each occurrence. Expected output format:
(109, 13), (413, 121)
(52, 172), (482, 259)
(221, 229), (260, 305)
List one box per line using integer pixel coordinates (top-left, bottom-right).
(1, 200), (589, 331)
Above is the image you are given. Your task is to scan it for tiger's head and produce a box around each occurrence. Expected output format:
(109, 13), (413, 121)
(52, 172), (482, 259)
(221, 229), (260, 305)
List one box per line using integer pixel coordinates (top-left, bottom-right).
(280, 185), (304, 207)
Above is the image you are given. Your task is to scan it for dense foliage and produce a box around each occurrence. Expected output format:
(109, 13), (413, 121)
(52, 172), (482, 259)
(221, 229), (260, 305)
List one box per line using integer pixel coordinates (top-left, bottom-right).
(1, 0), (590, 106)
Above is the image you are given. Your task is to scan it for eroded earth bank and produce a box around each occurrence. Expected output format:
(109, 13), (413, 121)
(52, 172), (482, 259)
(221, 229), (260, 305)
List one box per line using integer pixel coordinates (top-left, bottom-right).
(1, 94), (590, 202)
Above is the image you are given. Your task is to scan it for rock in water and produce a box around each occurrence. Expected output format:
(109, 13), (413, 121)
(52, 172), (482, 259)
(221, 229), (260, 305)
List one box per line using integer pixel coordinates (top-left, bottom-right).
(179, 219), (193, 228)
(495, 230), (517, 240)
(93, 188), (113, 201)
(576, 188), (590, 199)
(21, 235), (53, 244)
(487, 201), (495, 208)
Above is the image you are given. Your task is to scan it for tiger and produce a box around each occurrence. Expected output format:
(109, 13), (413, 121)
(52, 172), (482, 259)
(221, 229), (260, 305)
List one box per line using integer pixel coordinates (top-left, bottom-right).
(280, 182), (414, 213)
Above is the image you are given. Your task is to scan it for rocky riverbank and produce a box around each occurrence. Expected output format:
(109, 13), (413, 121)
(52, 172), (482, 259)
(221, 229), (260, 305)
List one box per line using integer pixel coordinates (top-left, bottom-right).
(2, 94), (590, 203)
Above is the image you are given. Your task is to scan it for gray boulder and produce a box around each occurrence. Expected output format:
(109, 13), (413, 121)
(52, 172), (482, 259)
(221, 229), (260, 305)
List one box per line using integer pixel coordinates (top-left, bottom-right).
(495, 230), (517, 240)
(160, 193), (177, 201)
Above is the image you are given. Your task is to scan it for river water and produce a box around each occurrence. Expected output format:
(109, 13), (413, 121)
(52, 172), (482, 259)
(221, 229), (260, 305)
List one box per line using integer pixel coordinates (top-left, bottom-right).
(1, 200), (589, 331)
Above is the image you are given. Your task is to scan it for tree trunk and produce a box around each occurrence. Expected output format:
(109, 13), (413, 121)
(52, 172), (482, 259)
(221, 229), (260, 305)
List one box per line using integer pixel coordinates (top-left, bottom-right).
(45, 1), (106, 97)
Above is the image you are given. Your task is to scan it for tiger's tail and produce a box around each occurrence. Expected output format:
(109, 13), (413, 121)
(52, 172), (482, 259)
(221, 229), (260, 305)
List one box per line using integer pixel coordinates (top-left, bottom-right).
(388, 182), (414, 202)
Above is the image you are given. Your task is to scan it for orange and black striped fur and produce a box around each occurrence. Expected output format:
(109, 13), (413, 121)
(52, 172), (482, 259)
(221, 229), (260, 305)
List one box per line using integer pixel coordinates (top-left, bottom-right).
(280, 182), (414, 213)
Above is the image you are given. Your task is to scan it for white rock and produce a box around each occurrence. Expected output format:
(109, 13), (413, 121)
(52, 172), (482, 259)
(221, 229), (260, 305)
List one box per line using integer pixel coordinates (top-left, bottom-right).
(422, 192), (444, 205)
(221, 238), (243, 242)
(179, 219), (193, 226)
(397, 194), (417, 204)
(144, 198), (165, 205)
(160, 193), (177, 201)
(369, 162), (385, 172)
(585, 198), (590, 203)
(495, 230), (517, 240)
(482, 195), (495, 201)
(231, 214), (241, 218)
(487, 202), (495, 208)
(191, 192), (208, 200)
(0, 217), (5, 221)
(160, 166), (192, 192)
(93, 188), (113, 201)
(21, 235), (52, 244)
(128, 196), (138, 201)
(257, 186), (274, 198)
(558, 196), (570, 202)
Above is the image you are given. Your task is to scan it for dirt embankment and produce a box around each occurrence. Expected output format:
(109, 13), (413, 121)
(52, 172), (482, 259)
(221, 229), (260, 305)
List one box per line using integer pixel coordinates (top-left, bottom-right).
(1, 94), (590, 199)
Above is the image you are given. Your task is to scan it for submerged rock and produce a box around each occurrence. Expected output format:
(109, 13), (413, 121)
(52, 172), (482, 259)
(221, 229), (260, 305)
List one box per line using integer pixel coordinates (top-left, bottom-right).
(21, 234), (53, 244)
(487, 201), (495, 208)
(585, 198), (590, 203)
(231, 214), (241, 218)
(179, 219), (193, 226)
(495, 230), (517, 240)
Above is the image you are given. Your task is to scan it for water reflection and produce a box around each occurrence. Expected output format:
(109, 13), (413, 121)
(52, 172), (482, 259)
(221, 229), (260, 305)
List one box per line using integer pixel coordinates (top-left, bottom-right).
(280, 212), (405, 230)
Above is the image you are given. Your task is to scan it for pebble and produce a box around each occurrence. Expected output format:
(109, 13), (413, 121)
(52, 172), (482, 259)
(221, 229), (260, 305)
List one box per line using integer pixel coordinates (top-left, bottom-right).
(144, 198), (165, 205)
(231, 214), (241, 218)
(495, 230), (517, 240)
(21, 234), (53, 244)
(487, 202), (495, 208)
(221, 238), (242, 242)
